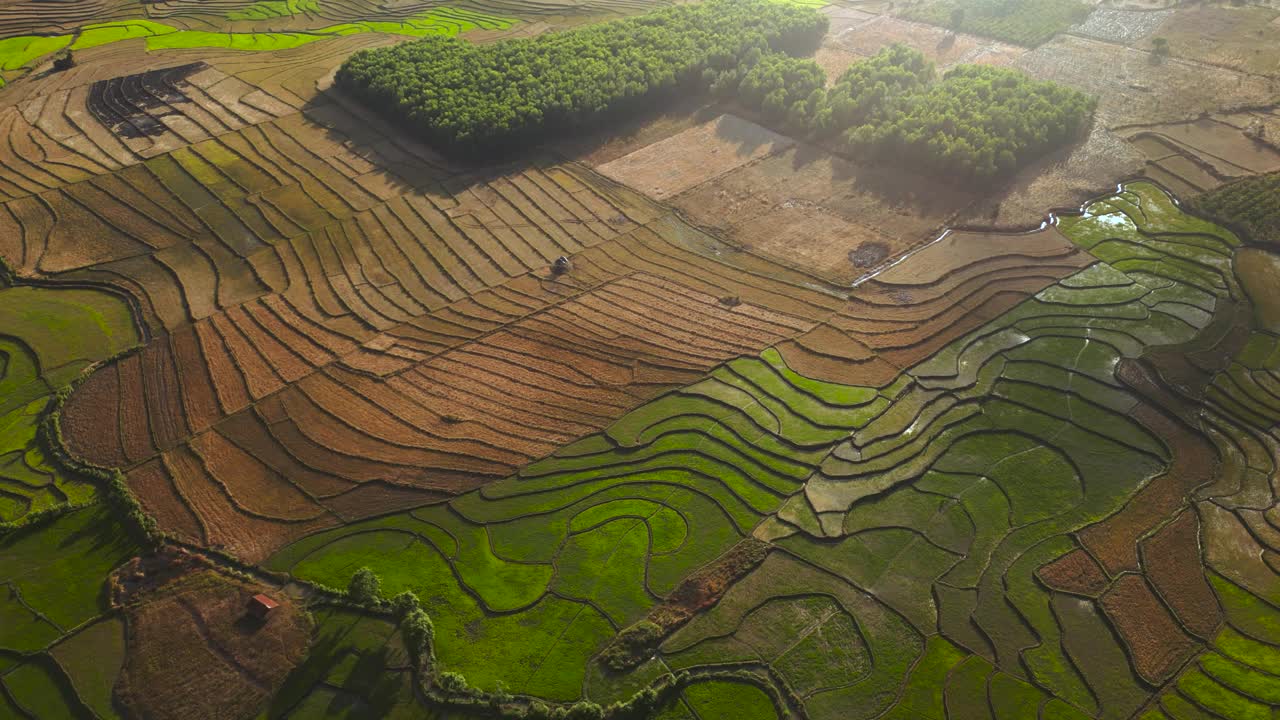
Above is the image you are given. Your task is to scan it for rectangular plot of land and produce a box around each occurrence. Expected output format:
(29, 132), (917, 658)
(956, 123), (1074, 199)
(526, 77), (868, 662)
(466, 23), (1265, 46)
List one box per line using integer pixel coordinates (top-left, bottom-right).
(594, 114), (794, 200)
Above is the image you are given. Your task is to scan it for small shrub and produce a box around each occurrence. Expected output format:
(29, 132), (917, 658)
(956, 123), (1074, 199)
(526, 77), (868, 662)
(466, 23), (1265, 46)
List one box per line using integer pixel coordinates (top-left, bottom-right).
(566, 701), (605, 720)
(401, 607), (434, 665)
(391, 590), (420, 617)
(1151, 36), (1169, 60)
(599, 621), (663, 672)
(437, 671), (472, 695)
(51, 49), (74, 71)
(347, 567), (381, 605)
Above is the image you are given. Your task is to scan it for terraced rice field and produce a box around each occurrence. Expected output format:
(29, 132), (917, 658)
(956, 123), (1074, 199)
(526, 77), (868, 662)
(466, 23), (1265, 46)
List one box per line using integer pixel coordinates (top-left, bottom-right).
(1, 0), (1280, 718)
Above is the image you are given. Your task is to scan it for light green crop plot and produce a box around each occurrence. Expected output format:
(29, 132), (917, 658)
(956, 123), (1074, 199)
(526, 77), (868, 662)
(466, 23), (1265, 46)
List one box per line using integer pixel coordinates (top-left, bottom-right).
(0, 285), (137, 524)
(1, 7), (515, 84)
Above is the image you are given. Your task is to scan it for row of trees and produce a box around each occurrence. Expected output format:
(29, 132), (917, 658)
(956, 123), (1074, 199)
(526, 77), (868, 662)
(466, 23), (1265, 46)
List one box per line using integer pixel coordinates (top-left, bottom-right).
(337, 0), (828, 154)
(729, 44), (1095, 181)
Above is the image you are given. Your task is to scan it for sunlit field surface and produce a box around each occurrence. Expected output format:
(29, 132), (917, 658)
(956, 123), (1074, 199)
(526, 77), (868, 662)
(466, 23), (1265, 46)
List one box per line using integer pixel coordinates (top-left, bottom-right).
(0, 0), (1279, 718)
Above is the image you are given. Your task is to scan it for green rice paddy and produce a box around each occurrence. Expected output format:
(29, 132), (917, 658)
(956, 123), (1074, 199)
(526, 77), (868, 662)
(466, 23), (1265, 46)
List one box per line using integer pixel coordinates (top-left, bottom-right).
(0, 7), (515, 86)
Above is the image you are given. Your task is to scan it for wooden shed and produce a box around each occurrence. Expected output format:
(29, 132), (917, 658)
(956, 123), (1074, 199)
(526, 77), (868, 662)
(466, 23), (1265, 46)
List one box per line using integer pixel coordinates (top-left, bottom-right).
(247, 593), (279, 619)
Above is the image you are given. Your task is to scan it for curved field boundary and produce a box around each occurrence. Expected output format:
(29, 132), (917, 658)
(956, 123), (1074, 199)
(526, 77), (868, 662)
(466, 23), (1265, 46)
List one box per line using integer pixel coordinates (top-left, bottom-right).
(264, 343), (890, 700)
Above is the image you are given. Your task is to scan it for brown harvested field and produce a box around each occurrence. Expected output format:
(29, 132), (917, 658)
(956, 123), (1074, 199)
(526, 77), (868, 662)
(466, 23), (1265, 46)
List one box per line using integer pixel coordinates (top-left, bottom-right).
(116, 569), (310, 720)
(670, 145), (983, 283)
(1097, 574), (1199, 685)
(1116, 115), (1280, 195)
(1077, 380), (1218, 576)
(1139, 509), (1222, 640)
(159, 445), (341, 562)
(1148, 5), (1280, 76)
(73, 244), (828, 562)
(1037, 548), (1110, 598)
(594, 114), (795, 201)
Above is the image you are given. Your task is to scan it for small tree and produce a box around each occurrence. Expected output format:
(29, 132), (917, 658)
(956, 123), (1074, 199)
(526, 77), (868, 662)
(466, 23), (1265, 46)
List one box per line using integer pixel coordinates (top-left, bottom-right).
(565, 701), (605, 720)
(390, 590), (419, 618)
(347, 567), (381, 605)
(437, 671), (471, 694)
(1151, 37), (1169, 61)
(401, 606), (434, 665)
(949, 6), (966, 28)
(51, 50), (74, 72)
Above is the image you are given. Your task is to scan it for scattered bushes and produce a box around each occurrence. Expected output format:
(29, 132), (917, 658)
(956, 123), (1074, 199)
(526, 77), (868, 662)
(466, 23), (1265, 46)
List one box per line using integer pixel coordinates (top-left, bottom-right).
(1192, 171), (1280, 243)
(337, 0), (827, 154)
(731, 45), (1094, 180)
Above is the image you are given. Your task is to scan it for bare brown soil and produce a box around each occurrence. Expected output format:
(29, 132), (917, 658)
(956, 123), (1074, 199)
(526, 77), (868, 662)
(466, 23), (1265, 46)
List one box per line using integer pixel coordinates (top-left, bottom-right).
(595, 114), (795, 201)
(115, 568), (309, 720)
(1149, 5), (1280, 76)
(556, 96), (721, 167)
(672, 145), (981, 283)
(958, 123), (1146, 230)
(952, 30), (1280, 227)
(1117, 115), (1280, 195)
(1016, 35), (1280, 128)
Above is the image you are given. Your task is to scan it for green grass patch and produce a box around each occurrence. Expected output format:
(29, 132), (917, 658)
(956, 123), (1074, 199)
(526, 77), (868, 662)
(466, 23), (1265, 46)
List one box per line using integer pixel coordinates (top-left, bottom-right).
(0, 286), (137, 387)
(49, 617), (125, 720)
(899, 0), (1091, 47)
(0, 507), (141, 649)
(280, 529), (611, 701)
(0, 35), (69, 74)
(2, 656), (82, 720)
(554, 517), (659, 626)
(682, 680), (778, 720)
(72, 20), (179, 50)
(4, 7), (516, 82)
(268, 608), (416, 719)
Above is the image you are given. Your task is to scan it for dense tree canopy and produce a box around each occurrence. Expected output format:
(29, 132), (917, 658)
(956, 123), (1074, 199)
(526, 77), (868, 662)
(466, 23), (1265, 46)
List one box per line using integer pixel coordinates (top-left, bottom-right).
(731, 45), (1095, 180)
(337, 0), (827, 154)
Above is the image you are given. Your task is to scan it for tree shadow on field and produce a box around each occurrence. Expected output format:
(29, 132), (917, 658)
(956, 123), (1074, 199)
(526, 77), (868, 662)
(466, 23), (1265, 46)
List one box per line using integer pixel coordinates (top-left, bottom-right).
(783, 134), (985, 218)
(58, 507), (138, 557)
(710, 112), (796, 159)
(234, 613), (267, 635)
(268, 624), (348, 718)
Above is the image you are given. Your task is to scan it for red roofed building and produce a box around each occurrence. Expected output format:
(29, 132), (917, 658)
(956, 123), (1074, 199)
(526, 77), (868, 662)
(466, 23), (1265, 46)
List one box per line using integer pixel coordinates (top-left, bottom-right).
(248, 594), (279, 619)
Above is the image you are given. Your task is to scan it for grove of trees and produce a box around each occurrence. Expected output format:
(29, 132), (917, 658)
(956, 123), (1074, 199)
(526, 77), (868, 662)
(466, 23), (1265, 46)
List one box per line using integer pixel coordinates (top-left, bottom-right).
(336, 0), (828, 155)
(728, 45), (1095, 180)
(340, 2), (1091, 182)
